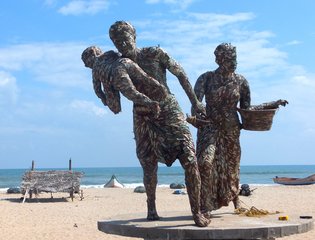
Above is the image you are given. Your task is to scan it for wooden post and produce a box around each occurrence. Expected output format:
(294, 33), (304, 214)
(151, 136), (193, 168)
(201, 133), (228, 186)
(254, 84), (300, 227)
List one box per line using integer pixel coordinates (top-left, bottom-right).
(69, 158), (72, 170)
(31, 160), (35, 170)
(22, 188), (29, 203)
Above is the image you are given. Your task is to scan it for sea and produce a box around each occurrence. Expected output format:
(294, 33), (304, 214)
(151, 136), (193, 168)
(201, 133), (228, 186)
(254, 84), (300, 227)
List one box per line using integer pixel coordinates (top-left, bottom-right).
(1, 165), (315, 192)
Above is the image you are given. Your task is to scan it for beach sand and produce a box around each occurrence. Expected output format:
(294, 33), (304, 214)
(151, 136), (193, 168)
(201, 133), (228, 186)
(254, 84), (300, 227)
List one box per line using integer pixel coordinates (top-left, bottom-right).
(0, 185), (314, 240)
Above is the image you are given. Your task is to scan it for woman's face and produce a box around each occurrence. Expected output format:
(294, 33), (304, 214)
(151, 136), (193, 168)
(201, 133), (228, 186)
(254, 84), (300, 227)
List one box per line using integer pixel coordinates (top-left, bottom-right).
(220, 52), (237, 73)
(224, 57), (237, 73)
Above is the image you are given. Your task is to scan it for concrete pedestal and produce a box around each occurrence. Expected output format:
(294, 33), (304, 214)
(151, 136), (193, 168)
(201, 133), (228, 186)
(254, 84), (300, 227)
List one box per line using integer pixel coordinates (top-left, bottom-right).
(98, 211), (313, 239)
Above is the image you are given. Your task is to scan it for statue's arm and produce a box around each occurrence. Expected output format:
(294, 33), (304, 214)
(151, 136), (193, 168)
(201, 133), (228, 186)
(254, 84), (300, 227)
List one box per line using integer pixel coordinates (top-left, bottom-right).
(191, 73), (207, 116)
(126, 59), (168, 98)
(194, 73), (207, 102)
(249, 100), (288, 110)
(112, 65), (157, 107)
(239, 76), (251, 109)
(160, 48), (205, 115)
(92, 76), (107, 106)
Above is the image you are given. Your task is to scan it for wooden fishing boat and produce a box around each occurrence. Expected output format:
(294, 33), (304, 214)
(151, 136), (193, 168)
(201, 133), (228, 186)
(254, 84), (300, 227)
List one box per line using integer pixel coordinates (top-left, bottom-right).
(104, 175), (124, 188)
(273, 174), (315, 185)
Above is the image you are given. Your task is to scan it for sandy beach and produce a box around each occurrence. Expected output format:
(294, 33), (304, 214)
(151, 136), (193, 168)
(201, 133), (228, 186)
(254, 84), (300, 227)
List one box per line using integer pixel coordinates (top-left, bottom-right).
(0, 185), (314, 240)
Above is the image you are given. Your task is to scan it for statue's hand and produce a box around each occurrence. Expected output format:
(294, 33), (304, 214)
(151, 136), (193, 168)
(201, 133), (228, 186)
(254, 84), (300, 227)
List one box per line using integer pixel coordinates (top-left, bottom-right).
(276, 99), (289, 107)
(193, 101), (206, 118)
(149, 101), (161, 119)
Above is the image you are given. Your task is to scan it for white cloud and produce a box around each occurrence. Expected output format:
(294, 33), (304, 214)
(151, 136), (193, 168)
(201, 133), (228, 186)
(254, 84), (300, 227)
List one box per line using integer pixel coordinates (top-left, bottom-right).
(135, 13), (257, 78)
(135, 12), (287, 82)
(236, 39), (288, 78)
(145, 0), (196, 10)
(0, 42), (93, 88)
(145, 0), (160, 3)
(291, 74), (315, 87)
(58, 0), (110, 15)
(138, 13), (255, 45)
(286, 40), (302, 46)
(287, 72), (315, 108)
(70, 99), (107, 117)
(44, 0), (57, 6)
(188, 12), (255, 25)
(0, 44), (43, 71)
(0, 125), (61, 135)
(0, 71), (19, 105)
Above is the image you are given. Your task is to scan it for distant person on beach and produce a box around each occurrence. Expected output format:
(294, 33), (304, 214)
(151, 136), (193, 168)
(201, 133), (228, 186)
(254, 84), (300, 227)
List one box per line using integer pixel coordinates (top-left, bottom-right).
(81, 45), (210, 227)
(108, 21), (210, 227)
(191, 43), (288, 218)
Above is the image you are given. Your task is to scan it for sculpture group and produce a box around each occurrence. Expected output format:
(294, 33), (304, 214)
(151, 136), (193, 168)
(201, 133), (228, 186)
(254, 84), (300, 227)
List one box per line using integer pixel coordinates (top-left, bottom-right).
(82, 21), (288, 227)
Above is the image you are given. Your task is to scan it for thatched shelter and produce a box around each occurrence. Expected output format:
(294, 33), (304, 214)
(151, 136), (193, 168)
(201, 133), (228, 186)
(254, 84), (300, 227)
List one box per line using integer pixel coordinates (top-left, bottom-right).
(20, 160), (84, 202)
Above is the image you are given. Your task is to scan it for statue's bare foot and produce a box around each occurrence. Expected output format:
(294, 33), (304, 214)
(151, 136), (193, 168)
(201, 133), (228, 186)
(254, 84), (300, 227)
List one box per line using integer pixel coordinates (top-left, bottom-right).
(193, 213), (211, 227)
(202, 211), (211, 220)
(147, 212), (160, 221)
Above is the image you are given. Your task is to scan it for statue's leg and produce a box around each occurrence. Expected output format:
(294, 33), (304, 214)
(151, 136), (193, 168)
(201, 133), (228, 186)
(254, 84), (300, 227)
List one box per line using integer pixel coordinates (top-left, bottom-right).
(196, 127), (217, 218)
(229, 132), (241, 210)
(179, 157), (210, 227)
(140, 158), (160, 220)
(233, 195), (240, 209)
(199, 160), (213, 219)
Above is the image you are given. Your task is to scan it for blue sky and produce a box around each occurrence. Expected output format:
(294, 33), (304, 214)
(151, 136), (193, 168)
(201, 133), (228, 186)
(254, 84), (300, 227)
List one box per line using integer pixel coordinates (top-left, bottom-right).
(1, 0), (315, 169)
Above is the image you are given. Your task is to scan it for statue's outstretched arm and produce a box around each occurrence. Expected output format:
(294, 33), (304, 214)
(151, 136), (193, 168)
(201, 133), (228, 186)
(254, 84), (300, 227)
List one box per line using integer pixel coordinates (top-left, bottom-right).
(161, 48), (206, 116)
(249, 99), (288, 110)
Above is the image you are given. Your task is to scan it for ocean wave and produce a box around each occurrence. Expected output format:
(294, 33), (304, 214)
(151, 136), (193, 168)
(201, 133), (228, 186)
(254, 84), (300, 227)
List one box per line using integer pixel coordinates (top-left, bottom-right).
(245, 184), (275, 187)
(0, 188), (9, 193)
(81, 183), (170, 189)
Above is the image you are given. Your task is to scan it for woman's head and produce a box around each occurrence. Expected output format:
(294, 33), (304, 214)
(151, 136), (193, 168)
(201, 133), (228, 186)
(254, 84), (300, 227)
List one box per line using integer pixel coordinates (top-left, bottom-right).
(109, 21), (137, 58)
(81, 46), (103, 68)
(214, 43), (237, 72)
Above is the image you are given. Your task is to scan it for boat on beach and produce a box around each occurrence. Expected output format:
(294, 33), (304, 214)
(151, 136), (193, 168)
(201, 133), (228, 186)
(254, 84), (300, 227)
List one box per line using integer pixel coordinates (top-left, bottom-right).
(104, 175), (124, 188)
(273, 174), (315, 185)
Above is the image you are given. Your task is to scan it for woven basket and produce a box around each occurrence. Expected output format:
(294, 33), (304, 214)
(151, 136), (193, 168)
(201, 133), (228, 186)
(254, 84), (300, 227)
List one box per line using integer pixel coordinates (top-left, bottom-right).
(237, 108), (277, 131)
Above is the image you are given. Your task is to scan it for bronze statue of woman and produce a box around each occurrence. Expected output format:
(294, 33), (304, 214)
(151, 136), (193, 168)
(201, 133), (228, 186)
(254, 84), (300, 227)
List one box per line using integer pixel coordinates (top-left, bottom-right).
(192, 43), (287, 218)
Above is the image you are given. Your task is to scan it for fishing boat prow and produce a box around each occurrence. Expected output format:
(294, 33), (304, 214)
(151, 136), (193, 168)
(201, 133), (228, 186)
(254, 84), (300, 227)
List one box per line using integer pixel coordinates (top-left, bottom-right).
(104, 175), (124, 188)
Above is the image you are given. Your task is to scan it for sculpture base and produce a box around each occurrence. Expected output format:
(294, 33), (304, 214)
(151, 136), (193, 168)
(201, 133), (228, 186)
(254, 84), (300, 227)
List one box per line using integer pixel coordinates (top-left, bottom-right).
(98, 211), (313, 240)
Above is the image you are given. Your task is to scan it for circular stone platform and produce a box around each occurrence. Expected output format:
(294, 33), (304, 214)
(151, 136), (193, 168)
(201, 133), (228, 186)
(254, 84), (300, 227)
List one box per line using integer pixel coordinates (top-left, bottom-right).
(98, 211), (313, 240)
